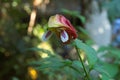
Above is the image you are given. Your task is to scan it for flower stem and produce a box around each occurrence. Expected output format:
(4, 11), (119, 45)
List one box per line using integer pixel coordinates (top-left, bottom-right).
(75, 46), (90, 80)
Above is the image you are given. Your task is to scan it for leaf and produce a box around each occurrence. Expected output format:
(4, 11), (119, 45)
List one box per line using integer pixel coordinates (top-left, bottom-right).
(24, 47), (53, 56)
(62, 59), (72, 66)
(72, 60), (82, 68)
(94, 62), (119, 80)
(78, 27), (89, 35)
(77, 15), (85, 23)
(63, 60), (83, 74)
(33, 57), (65, 71)
(61, 9), (79, 16)
(70, 60), (83, 74)
(101, 63), (118, 78)
(73, 39), (97, 67)
(109, 48), (120, 59)
(101, 74), (110, 80)
(61, 9), (85, 23)
(98, 46), (120, 59)
(94, 64), (111, 80)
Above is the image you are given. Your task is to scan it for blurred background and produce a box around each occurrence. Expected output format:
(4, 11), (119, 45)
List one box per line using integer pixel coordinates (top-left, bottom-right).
(0, 0), (120, 80)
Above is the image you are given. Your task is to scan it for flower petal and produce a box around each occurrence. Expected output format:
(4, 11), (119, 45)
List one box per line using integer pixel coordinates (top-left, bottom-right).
(42, 30), (53, 41)
(60, 30), (69, 43)
(58, 15), (76, 31)
(48, 14), (64, 28)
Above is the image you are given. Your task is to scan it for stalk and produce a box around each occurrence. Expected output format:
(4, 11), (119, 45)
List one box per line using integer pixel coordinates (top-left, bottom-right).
(75, 46), (90, 80)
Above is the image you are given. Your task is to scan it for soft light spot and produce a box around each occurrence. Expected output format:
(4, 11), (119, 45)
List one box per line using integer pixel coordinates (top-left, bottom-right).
(24, 4), (31, 14)
(33, 0), (43, 6)
(28, 9), (37, 34)
(12, 1), (18, 7)
(92, 44), (99, 51)
(60, 30), (69, 43)
(38, 42), (54, 58)
(28, 67), (38, 80)
(98, 27), (104, 34)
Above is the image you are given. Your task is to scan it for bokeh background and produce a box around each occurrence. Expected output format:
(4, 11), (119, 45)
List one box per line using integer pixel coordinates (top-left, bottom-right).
(0, 0), (120, 80)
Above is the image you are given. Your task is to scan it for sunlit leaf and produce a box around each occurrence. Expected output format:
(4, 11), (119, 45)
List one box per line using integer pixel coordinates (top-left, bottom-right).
(25, 47), (53, 56)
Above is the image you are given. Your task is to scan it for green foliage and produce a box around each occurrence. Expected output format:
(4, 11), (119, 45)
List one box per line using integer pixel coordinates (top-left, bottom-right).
(94, 64), (111, 80)
(78, 27), (89, 36)
(98, 46), (120, 61)
(28, 48), (84, 80)
(62, 9), (85, 23)
(0, 1), (120, 80)
(105, 0), (120, 22)
(95, 46), (120, 80)
(26, 47), (54, 56)
(73, 39), (97, 67)
(27, 41), (120, 80)
(28, 39), (118, 80)
(94, 62), (119, 80)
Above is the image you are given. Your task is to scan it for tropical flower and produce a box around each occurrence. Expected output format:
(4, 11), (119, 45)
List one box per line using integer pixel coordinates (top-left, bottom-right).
(42, 14), (78, 44)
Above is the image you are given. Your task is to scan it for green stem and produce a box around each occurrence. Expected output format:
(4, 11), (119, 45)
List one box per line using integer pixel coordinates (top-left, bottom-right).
(75, 46), (90, 80)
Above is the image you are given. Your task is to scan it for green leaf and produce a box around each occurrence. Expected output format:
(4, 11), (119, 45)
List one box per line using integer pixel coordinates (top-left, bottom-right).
(62, 60), (83, 74)
(25, 47), (53, 56)
(33, 57), (65, 71)
(61, 9), (79, 16)
(94, 62), (119, 80)
(62, 59), (72, 66)
(73, 39), (97, 67)
(70, 60), (83, 74)
(78, 27), (89, 35)
(61, 9), (85, 23)
(98, 46), (120, 59)
(101, 74), (110, 80)
(72, 60), (82, 69)
(77, 15), (85, 23)
(109, 48), (120, 59)
(102, 63), (118, 78)
(94, 64), (110, 80)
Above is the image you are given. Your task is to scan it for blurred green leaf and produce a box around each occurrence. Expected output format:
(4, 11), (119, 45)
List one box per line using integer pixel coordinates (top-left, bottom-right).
(25, 47), (53, 56)
(31, 57), (64, 71)
(72, 60), (82, 69)
(94, 62), (119, 80)
(77, 15), (85, 23)
(102, 63), (118, 78)
(62, 9), (85, 23)
(78, 27), (89, 35)
(70, 60), (83, 74)
(62, 9), (79, 16)
(101, 74), (110, 80)
(98, 46), (120, 59)
(73, 39), (97, 68)
(106, 0), (120, 22)
(109, 48), (120, 59)
(30, 55), (84, 77)
(94, 64), (110, 80)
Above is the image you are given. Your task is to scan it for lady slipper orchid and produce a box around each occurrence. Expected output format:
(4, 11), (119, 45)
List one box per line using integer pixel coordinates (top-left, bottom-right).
(42, 14), (78, 44)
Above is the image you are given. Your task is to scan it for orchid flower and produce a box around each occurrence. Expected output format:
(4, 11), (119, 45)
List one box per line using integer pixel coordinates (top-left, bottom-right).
(42, 14), (78, 44)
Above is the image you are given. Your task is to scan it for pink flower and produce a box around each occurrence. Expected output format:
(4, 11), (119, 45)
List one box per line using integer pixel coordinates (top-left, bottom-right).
(42, 14), (78, 44)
